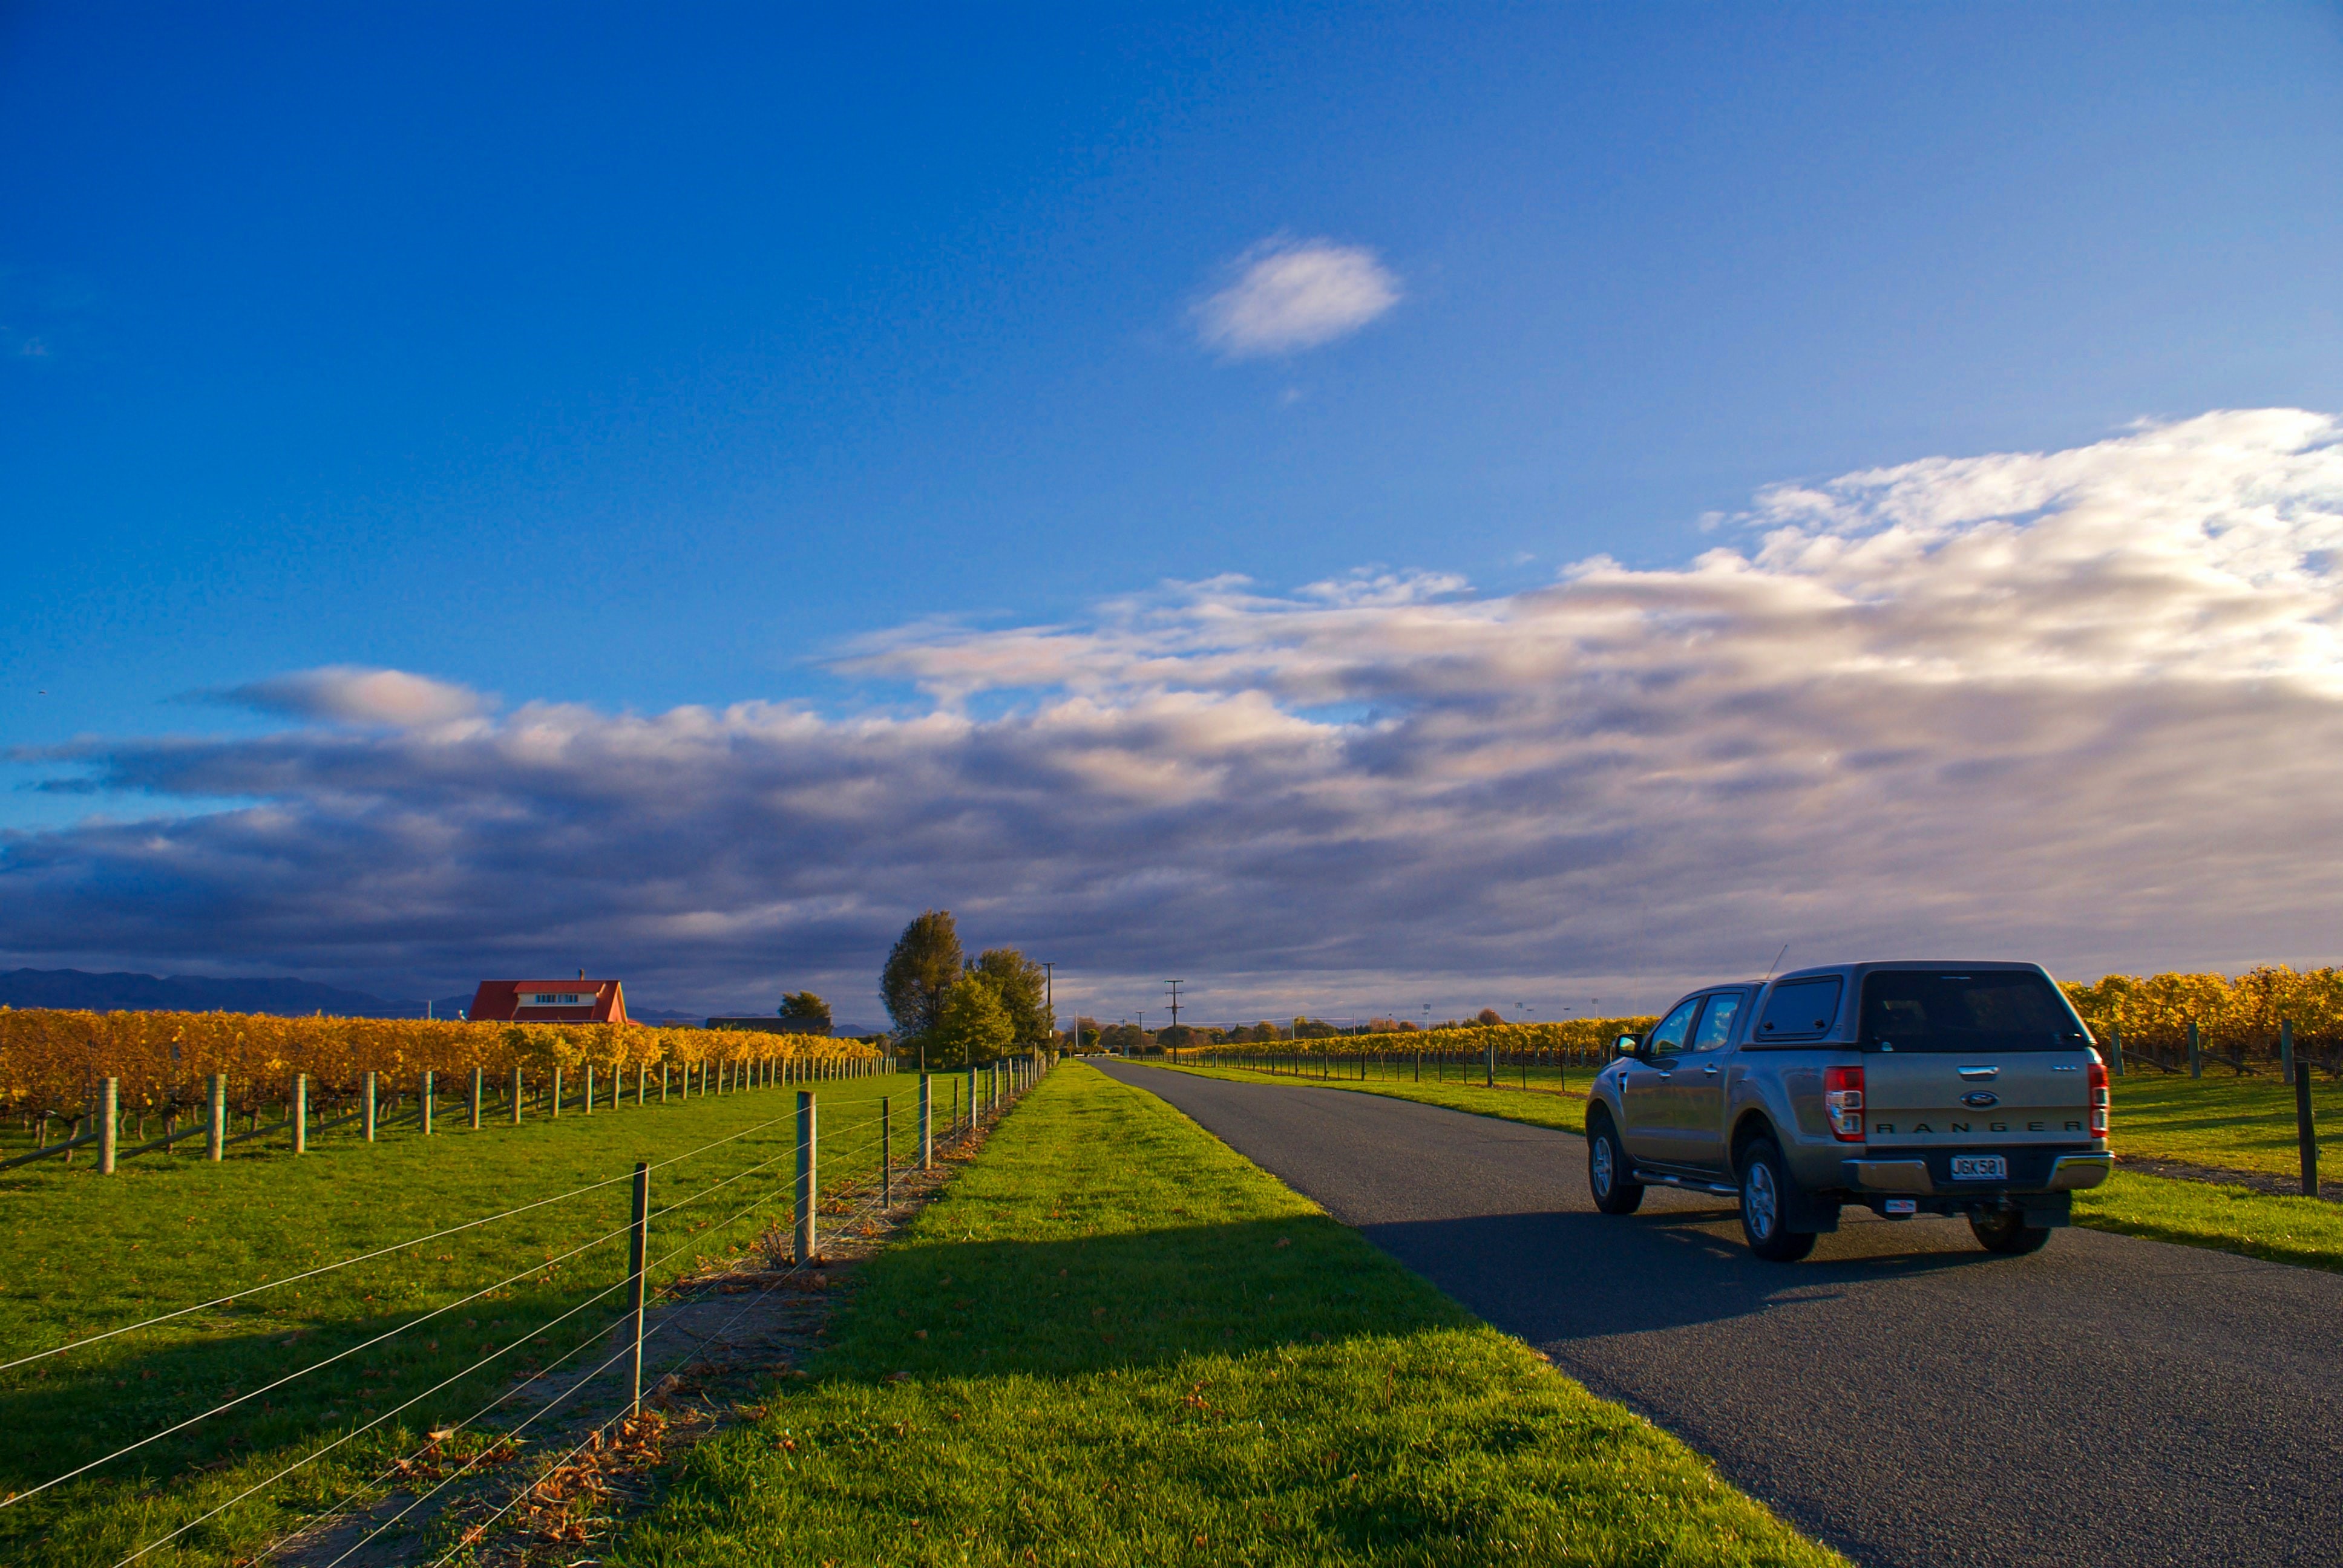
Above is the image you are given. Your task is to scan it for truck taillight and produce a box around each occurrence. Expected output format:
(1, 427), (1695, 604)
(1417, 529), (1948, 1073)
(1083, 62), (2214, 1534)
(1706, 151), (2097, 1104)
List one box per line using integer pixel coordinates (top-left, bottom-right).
(2089, 1059), (2109, 1139)
(1824, 1064), (1865, 1143)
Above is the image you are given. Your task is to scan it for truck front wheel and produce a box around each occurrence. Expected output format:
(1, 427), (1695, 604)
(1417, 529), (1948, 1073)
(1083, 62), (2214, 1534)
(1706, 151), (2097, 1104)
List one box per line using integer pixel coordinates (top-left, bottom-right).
(1970, 1207), (2053, 1255)
(1587, 1118), (1643, 1214)
(1738, 1137), (1817, 1262)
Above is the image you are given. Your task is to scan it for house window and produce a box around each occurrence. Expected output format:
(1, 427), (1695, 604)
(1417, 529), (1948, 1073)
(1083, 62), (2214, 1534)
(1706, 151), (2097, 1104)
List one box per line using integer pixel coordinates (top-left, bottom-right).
(528, 993), (585, 1006)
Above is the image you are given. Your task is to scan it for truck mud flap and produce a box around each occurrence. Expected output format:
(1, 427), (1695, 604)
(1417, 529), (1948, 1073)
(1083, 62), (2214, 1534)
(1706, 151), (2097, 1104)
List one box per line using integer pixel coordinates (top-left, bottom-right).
(1785, 1187), (1840, 1234)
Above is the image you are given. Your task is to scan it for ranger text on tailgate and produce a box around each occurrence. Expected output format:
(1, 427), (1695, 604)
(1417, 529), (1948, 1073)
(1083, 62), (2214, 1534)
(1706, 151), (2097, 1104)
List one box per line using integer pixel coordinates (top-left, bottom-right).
(1585, 962), (2112, 1261)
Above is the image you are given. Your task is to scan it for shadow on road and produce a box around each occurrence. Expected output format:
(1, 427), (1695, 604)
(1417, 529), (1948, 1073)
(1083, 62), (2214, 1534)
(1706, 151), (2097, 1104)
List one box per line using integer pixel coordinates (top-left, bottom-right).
(1362, 1206), (2002, 1341)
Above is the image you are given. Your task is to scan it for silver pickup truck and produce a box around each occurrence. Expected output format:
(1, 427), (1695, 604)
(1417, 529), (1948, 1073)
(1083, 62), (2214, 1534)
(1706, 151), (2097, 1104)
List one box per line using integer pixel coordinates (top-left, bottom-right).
(1585, 961), (2111, 1261)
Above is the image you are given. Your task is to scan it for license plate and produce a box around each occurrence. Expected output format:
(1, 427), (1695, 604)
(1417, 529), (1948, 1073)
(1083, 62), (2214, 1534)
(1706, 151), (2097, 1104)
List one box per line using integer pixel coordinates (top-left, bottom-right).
(1949, 1155), (2007, 1181)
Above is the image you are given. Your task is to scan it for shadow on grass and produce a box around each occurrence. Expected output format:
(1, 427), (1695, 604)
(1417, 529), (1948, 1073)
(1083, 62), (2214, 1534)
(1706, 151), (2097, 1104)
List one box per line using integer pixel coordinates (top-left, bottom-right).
(806, 1211), (1471, 1387)
(0, 1275), (630, 1493)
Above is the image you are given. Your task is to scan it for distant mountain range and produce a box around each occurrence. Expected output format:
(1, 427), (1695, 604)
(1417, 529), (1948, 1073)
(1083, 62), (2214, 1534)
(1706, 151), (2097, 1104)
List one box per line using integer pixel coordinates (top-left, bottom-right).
(0, 968), (700, 1023)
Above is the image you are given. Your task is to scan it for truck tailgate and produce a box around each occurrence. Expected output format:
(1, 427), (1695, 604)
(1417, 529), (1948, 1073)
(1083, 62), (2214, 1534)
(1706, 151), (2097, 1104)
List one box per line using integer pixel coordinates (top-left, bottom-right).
(1863, 1051), (2093, 1147)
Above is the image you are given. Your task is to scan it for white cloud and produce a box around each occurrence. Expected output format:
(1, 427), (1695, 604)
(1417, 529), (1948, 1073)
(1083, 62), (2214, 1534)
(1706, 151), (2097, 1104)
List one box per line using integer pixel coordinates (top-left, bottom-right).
(1191, 237), (1401, 359)
(218, 667), (492, 727)
(12, 411), (2343, 1017)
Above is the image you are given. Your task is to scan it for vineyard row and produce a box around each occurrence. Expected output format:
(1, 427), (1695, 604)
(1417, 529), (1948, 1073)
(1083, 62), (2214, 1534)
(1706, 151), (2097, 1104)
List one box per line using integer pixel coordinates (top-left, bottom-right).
(0, 1008), (881, 1121)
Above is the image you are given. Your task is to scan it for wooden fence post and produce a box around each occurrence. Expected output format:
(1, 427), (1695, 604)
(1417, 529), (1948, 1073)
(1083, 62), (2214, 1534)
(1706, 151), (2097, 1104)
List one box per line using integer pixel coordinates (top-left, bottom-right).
(583, 1065), (594, 1117)
(421, 1070), (434, 1136)
(2298, 1060), (2320, 1198)
(2188, 1020), (2202, 1079)
(293, 1074), (307, 1154)
(882, 1096), (892, 1209)
(661, 1062), (670, 1103)
(2108, 1025), (2124, 1079)
(2282, 1019), (2295, 1084)
(363, 1071), (376, 1142)
(208, 1074), (227, 1161)
(511, 1065), (524, 1125)
(919, 1074), (933, 1169)
(628, 1160), (649, 1413)
(637, 1062), (646, 1107)
(470, 1067), (482, 1129)
(551, 1065), (563, 1119)
(100, 1078), (117, 1175)
(793, 1090), (818, 1266)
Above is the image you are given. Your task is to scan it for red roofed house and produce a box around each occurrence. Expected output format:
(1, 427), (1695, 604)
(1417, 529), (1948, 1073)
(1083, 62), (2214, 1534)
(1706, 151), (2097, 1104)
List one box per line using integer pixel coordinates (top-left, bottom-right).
(469, 977), (631, 1026)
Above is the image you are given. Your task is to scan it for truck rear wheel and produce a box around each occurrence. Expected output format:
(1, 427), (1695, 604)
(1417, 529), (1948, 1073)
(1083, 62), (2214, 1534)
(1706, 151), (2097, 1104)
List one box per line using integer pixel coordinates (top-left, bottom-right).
(1970, 1207), (2053, 1255)
(1587, 1119), (1643, 1214)
(1738, 1137), (1816, 1262)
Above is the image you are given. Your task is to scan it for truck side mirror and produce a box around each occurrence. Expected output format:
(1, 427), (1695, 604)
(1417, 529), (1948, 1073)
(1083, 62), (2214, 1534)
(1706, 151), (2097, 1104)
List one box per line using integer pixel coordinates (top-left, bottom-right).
(1613, 1033), (1642, 1060)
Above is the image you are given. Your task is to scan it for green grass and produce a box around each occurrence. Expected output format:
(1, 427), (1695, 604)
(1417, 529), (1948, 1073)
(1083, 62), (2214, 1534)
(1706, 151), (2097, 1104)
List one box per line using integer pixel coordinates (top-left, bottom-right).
(2073, 1171), (2343, 1273)
(0, 1068), (933, 1568)
(2097, 1070), (2343, 1177)
(1152, 1058), (1587, 1134)
(612, 1062), (1837, 1568)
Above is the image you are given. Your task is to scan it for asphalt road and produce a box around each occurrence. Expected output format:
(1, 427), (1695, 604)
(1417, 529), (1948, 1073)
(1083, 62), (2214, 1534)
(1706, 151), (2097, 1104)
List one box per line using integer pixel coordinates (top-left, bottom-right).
(1094, 1060), (2343, 1568)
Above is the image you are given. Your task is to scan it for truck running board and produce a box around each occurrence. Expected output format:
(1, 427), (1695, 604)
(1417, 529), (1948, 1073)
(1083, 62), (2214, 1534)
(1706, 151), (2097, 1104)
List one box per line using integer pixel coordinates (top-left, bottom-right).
(1631, 1168), (1739, 1197)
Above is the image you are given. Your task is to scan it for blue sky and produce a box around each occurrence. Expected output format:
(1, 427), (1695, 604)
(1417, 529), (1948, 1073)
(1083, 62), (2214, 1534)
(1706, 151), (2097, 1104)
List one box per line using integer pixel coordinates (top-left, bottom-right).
(5, 4), (2343, 1021)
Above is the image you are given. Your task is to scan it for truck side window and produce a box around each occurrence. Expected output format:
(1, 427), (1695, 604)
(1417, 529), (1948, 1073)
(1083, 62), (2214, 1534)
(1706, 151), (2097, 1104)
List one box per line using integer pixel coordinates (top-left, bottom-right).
(1646, 998), (1700, 1056)
(1691, 993), (1742, 1051)
(1755, 977), (1843, 1042)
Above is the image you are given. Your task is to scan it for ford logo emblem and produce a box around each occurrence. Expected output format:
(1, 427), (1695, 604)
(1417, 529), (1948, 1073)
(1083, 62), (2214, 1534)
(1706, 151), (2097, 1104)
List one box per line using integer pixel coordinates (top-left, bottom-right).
(1961, 1090), (2000, 1108)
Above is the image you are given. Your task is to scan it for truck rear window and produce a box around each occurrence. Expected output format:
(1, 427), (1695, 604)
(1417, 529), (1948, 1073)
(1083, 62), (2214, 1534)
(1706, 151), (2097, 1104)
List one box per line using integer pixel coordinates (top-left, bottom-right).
(1858, 971), (2085, 1053)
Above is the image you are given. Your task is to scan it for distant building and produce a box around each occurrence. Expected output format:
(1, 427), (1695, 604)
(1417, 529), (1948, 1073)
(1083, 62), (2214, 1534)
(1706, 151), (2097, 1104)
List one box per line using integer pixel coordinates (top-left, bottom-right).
(470, 978), (631, 1025)
(705, 1016), (830, 1036)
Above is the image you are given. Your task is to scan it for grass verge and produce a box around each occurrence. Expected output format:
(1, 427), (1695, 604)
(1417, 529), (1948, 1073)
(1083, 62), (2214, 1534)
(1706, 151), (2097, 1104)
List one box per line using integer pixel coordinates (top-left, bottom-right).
(2073, 1171), (2343, 1274)
(0, 1070), (925, 1567)
(612, 1061), (1837, 1568)
(1151, 1059), (1586, 1134)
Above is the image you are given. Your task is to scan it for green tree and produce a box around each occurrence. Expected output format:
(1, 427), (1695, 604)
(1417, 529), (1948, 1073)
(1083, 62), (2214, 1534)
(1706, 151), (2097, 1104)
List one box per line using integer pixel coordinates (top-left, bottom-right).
(882, 910), (963, 1044)
(778, 991), (831, 1031)
(972, 947), (1050, 1043)
(930, 972), (1014, 1068)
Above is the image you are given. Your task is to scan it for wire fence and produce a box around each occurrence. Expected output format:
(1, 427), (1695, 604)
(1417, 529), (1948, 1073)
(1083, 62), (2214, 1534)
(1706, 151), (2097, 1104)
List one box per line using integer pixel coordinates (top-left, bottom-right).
(0, 1051), (1054, 1568)
(0, 1050), (903, 1176)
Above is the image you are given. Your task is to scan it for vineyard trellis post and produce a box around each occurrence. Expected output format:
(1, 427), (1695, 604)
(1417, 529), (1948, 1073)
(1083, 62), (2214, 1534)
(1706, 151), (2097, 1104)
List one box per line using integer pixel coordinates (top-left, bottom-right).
(421, 1070), (433, 1136)
(2281, 1019), (2295, 1083)
(793, 1089), (818, 1266)
(207, 1074), (226, 1162)
(628, 1159), (650, 1413)
(511, 1065), (523, 1125)
(470, 1067), (482, 1129)
(2188, 1020), (2201, 1079)
(583, 1065), (594, 1117)
(362, 1071), (377, 1142)
(293, 1074), (307, 1154)
(551, 1065), (563, 1119)
(99, 1077), (117, 1175)
(2298, 1061), (2320, 1198)
(2108, 1026), (2123, 1078)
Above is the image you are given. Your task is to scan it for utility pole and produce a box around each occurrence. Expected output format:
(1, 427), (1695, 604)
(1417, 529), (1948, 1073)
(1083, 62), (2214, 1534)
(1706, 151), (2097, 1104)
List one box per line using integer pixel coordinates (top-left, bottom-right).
(1165, 979), (1182, 1031)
